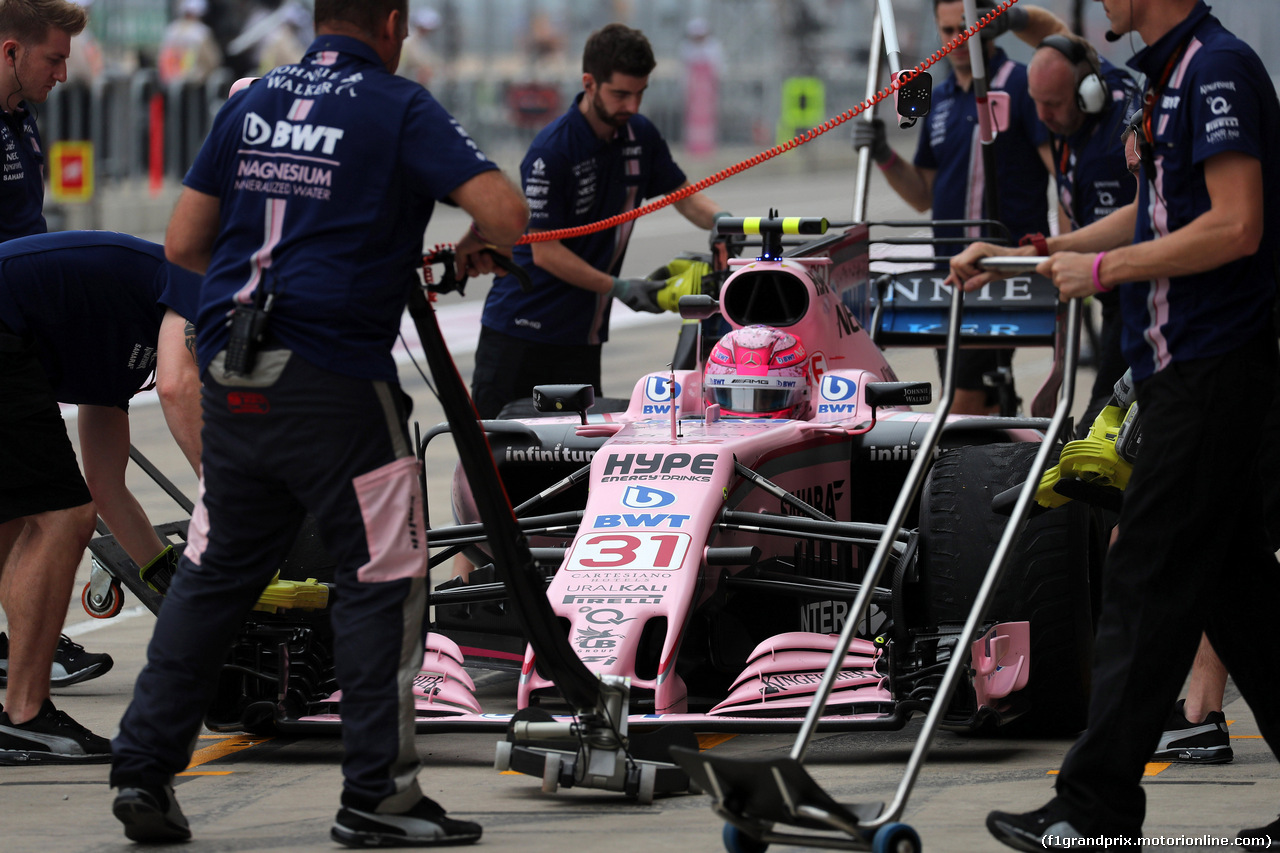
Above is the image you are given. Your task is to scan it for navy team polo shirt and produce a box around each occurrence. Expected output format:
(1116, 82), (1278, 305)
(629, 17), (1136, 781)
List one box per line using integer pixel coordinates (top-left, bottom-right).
(482, 93), (686, 346)
(0, 231), (201, 408)
(185, 36), (498, 382)
(915, 48), (1050, 254)
(1123, 2), (1280, 380)
(0, 105), (47, 241)
(1053, 62), (1140, 230)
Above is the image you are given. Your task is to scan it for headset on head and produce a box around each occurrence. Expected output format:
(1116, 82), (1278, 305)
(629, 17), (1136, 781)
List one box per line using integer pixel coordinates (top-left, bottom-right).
(1038, 34), (1107, 114)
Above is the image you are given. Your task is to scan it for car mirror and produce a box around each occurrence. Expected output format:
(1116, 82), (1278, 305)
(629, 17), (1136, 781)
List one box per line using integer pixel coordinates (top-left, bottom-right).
(864, 381), (932, 408)
(532, 384), (596, 424)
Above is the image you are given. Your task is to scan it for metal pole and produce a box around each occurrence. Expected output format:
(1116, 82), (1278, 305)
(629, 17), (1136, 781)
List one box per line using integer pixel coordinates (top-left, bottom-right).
(962, 0), (1001, 225)
(789, 280), (965, 763)
(851, 1), (884, 224)
(868, 296), (1081, 829)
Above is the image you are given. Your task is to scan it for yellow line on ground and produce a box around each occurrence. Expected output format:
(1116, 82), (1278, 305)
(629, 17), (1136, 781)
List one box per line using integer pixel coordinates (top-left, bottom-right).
(176, 771), (234, 776)
(184, 735), (271, 772)
(696, 733), (737, 750)
(1048, 763), (1170, 777)
(1232, 735), (1263, 739)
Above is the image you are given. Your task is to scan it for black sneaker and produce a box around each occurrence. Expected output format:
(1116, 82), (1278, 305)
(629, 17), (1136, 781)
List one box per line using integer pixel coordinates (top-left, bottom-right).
(113, 784), (192, 843)
(0, 698), (111, 765)
(331, 796), (482, 847)
(1239, 815), (1280, 844)
(1152, 699), (1233, 764)
(988, 804), (1118, 852)
(0, 632), (114, 688)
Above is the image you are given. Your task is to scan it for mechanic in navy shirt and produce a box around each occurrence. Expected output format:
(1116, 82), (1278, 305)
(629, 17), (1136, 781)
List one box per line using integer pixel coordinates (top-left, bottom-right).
(110, 1), (528, 846)
(859, 0), (1052, 415)
(472, 23), (726, 420)
(953, 1), (1280, 846)
(0, 232), (200, 764)
(1027, 36), (1137, 429)
(0, 0), (118, 764)
(1003, 17), (1141, 429)
(0, 0), (85, 241)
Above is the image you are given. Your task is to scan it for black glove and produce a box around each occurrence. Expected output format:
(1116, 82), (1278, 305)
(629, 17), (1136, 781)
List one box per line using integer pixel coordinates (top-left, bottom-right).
(976, 2), (1027, 40)
(611, 277), (664, 314)
(852, 118), (891, 164)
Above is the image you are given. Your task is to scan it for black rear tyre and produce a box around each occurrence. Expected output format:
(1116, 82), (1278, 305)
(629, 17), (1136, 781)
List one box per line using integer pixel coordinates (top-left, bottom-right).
(917, 442), (1101, 735)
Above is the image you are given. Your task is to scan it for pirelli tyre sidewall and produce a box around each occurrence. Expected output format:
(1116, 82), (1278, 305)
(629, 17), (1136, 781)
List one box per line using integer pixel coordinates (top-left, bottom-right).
(917, 441), (1105, 736)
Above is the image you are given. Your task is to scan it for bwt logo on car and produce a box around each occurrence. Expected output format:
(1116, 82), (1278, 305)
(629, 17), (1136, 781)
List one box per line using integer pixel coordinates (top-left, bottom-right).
(242, 112), (345, 154)
(621, 485), (676, 509)
(594, 513), (691, 529)
(818, 375), (858, 414)
(643, 376), (681, 414)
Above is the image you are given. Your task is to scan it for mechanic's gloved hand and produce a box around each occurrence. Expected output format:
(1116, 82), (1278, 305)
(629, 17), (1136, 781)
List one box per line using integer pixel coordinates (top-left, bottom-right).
(611, 277), (665, 314)
(975, 2), (1027, 40)
(852, 118), (892, 164)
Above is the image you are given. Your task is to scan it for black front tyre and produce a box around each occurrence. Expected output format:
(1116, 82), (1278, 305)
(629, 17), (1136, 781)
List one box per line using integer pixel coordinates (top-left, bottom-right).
(916, 442), (1104, 736)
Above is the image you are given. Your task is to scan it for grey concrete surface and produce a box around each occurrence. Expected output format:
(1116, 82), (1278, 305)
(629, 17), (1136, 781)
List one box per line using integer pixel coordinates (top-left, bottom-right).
(4, 164), (1275, 853)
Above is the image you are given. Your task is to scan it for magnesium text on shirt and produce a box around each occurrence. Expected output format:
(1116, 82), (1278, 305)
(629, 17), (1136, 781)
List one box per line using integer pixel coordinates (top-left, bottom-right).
(232, 66), (359, 202)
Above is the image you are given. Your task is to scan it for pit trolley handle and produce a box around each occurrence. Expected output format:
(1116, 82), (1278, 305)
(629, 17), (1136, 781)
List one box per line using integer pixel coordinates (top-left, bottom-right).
(788, 269), (967, 763)
(870, 267), (1081, 831)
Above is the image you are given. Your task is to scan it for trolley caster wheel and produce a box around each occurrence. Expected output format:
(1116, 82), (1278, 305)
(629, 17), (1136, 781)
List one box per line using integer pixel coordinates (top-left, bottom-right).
(636, 763), (656, 805)
(722, 823), (768, 853)
(873, 822), (921, 853)
(541, 753), (562, 794)
(82, 579), (124, 619)
(494, 740), (513, 772)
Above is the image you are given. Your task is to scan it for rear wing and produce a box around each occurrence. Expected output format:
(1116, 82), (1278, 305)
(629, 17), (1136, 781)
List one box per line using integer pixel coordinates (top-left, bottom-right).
(866, 219), (1070, 417)
(866, 218), (1064, 349)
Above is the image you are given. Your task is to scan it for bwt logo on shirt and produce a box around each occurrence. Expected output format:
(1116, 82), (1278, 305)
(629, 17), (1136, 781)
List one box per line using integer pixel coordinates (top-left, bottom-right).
(242, 112), (345, 155)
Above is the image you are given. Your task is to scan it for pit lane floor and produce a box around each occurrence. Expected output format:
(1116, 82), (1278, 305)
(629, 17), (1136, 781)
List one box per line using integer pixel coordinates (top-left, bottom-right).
(7, 166), (1277, 852)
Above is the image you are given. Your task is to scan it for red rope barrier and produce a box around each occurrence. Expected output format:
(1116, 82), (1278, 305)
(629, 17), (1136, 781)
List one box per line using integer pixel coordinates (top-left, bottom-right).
(425, 0), (1018, 264)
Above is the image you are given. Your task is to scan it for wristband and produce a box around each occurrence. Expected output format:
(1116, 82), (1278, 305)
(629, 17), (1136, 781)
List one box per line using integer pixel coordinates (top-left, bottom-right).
(877, 149), (899, 171)
(1019, 232), (1049, 256)
(469, 221), (500, 250)
(1092, 251), (1110, 293)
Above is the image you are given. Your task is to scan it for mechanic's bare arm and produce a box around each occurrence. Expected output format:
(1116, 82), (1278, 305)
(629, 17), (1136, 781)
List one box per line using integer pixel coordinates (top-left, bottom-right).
(448, 169), (530, 278)
(76, 405), (167, 568)
(670, 183), (725, 230)
(165, 187), (221, 274)
(1044, 151), (1263, 300)
(1010, 5), (1071, 47)
(530, 235), (615, 294)
(879, 158), (935, 213)
(156, 308), (202, 476)
(949, 202), (1136, 291)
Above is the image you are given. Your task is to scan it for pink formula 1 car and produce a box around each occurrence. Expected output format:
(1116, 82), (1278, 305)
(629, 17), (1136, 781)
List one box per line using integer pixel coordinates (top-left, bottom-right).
(391, 216), (1103, 759)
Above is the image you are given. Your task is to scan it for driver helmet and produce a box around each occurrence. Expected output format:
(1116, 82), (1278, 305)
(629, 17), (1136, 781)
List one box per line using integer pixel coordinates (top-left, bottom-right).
(704, 325), (810, 419)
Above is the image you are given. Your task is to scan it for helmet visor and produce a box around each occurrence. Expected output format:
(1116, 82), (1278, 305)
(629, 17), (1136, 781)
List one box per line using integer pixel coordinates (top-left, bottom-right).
(705, 375), (805, 415)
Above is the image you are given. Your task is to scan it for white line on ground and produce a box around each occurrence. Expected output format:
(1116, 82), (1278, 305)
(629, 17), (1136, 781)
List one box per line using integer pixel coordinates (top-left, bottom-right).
(63, 605), (151, 637)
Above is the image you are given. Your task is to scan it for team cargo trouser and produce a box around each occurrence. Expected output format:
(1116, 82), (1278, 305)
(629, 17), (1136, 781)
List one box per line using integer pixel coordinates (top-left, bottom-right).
(111, 351), (430, 812)
(1053, 333), (1280, 834)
